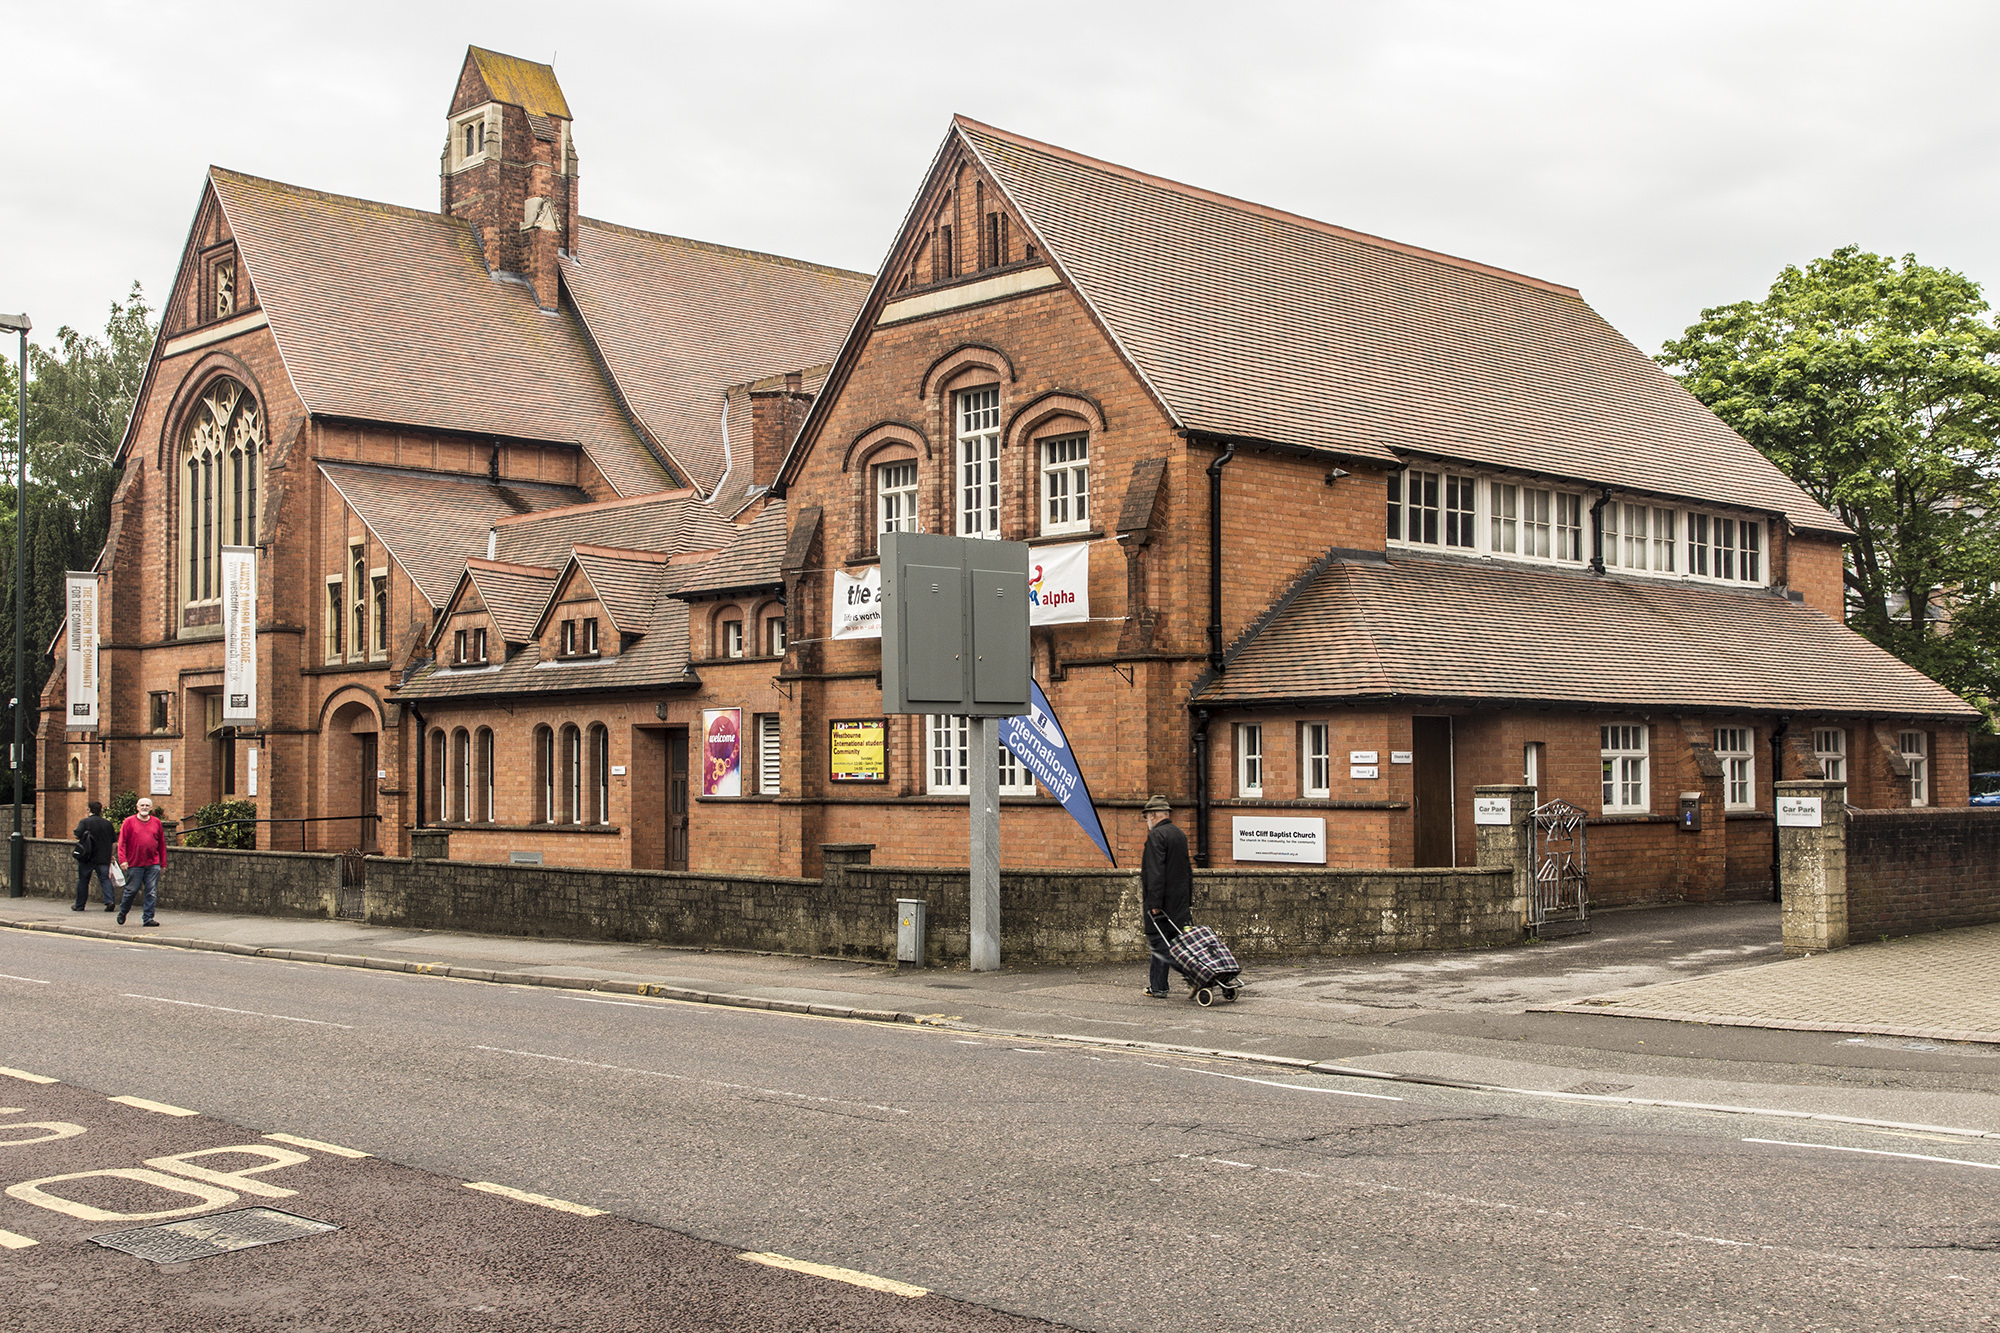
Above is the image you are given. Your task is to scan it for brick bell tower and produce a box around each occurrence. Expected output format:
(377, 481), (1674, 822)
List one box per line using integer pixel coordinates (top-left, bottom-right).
(440, 46), (579, 310)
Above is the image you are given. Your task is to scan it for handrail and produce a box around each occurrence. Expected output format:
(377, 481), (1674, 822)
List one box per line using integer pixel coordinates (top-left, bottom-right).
(167, 813), (383, 847)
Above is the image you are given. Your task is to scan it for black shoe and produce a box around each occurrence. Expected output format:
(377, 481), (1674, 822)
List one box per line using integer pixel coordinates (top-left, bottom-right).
(142, 921), (160, 928)
(116, 912), (126, 925)
(70, 905), (84, 912)
(103, 905), (114, 911)
(1142, 989), (1170, 998)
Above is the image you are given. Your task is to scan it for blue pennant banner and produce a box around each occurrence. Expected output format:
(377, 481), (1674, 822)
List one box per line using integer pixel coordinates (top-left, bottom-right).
(997, 680), (1116, 866)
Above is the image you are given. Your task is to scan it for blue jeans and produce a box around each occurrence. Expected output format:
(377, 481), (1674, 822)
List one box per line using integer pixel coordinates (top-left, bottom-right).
(118, 864), (161, 923)
(74, 862), (115, 909)
(1146, 914), (1188, 993)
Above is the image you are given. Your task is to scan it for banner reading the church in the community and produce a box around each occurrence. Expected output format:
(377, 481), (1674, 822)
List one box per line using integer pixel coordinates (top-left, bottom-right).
(221, 546), (258, 723)
(997, 679), (1115, 866)
(1028, 542), (1089, 626)
(64, 572), (99, 732)
(831, 566), (882, 640)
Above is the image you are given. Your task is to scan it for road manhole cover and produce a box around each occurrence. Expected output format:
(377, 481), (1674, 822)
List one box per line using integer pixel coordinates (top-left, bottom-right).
(92, 1208), (337, 1263)
(1562, 1081), (1634, 1096)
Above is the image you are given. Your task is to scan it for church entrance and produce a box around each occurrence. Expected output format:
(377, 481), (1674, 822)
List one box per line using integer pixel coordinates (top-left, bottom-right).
(666, 727), (689, 871)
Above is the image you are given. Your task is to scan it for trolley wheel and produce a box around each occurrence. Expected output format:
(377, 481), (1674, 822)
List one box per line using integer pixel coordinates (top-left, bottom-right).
(1194, 987), (1216, 1007)
(1221, 986), (1239, 1002)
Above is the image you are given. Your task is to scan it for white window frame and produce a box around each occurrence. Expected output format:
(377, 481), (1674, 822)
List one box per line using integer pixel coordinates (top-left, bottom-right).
(1715, 726), (1755, 810)
(876, 459), (918, 535)
(956, 387), (1002, 539)
(1302, 722), (1330, 799)
(756, 713), (782, 797)
(1390, 468), (1584, 567)
(324, 577), (344, 662)
(348, 543), (367, 664)
(1237, 723), (1264, 797)
(1899, 730), (1928, 806)
(926, 714), (1035, 795)
(765, 614), (786, 656)
(1812, 728), (1846, 785)
(560, 619), (577, 656)
(722, 619), (744, 658)
(1600, 723), (1649, 814)
(1490, 482), (1519, 556)
(473, 626), (488, 663)
(1039, 434), (1090, 535)
(1442, 473), (1477, 549)
(370, 568), (389, 659)
(583, 617), (600, 656)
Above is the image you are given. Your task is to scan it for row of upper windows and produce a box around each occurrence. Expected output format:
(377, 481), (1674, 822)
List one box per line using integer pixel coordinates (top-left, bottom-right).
(1387, 470), (1767, 586)
(1227, 723), (1921, 811)
(871, 387), (1091, 541)
(325, 542), (388, 664)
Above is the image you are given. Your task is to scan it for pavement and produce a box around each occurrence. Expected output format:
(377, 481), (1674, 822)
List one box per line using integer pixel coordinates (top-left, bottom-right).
(3, 891), (1995, 1054)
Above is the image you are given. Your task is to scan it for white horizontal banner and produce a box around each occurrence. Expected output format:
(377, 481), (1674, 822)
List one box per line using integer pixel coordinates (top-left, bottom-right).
(1231, 815), (1327, 865)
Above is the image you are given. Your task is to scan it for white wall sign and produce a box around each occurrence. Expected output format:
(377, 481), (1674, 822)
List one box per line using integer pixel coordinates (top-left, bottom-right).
(611, 765), (627, 776)
(64, 573), (99, 732)
(1776, 796), (1823, 828)
(831, 566), (882, 640)
(149, 750), (172, 795)
(1028, 542), (1089, 625)
(1390, 751), (1413, 765)
(1231, 815), (1327, 864)
(1350, 765), (1379, 780)
(1473, 797), (1513, 825)
(246, 748), (259, 798)
(1349, 750), (1378, 764)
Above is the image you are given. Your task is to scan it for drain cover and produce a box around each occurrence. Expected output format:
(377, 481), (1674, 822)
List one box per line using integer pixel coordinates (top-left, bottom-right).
(92, 1208), (337, 1263)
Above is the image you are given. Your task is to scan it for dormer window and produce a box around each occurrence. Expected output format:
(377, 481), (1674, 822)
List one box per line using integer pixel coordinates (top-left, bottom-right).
(473, 627), (488, 662)
(561, 619), (577, 656)
(582, 617), (599, 655)
(454, 629), (468, 663)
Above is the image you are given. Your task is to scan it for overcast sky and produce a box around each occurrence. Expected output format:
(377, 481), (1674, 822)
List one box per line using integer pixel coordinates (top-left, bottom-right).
(9, 0), (1998, 365)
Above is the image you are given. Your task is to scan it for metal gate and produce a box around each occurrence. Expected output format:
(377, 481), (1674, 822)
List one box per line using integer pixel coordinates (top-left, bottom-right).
(337, 851), (366, 921)
(1530, 799), (1588, 931)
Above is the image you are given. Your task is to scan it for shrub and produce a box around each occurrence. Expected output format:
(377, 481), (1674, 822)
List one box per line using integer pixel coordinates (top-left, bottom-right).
(108, 790), (139, 823)
(184, 800), (256, 850)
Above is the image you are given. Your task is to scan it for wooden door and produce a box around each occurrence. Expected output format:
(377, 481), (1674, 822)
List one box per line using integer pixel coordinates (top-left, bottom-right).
(358, 733), (379, 852)
(666, 728), (689, 871)
(1412, 716), (1454, 867)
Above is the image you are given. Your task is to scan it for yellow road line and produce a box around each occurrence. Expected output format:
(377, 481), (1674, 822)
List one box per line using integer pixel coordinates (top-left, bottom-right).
(0, 1229), (37, 1249)
(738, 1251), (928, 1298)
(265, 1133), (369, 1158)
(463, 1181), (603, 1216)
(0, 1067), (56, 1085)
(108, 1095), (198, 1117)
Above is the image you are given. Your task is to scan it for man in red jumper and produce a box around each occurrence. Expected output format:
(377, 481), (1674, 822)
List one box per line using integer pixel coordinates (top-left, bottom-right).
(115, 797), (167, 928)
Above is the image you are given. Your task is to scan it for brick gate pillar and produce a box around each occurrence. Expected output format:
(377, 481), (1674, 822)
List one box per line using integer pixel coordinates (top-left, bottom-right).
(1775, 778), (1848, 957)
(1474, 784), (1536, 933)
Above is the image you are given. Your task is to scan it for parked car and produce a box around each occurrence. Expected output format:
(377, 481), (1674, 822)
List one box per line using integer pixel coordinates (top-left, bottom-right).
(1970, 772), (2000, 806)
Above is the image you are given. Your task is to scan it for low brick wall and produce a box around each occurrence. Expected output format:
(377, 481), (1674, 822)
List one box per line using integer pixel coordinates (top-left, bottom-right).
(1846, 808), (2000, 940)
(20, 837), (341, 918)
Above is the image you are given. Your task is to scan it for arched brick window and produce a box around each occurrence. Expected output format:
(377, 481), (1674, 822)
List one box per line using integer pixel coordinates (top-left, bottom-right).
(180, 378), (262, 610)
(533, 725), (554, 822)
(588, 723), (610, 825)
(559, 723), (582, 824)
(475, 727), (495, 822)
(451, 728), (471, 822)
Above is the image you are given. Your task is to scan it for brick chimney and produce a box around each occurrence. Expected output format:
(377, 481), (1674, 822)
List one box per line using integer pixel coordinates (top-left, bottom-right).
(749, 373), (812, 492)
(439, 46), (577, 311)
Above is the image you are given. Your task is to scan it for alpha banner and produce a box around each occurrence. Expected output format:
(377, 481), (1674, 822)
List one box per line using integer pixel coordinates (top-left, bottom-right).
(1028, 542), (1089, 625)
(221, 546), (258, 724)
(831, 566), (883, 640)
(996, 679), (1115, 865)
(63, 572), (99, 732)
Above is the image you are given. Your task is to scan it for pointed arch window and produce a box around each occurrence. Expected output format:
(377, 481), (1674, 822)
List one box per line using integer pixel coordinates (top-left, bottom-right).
(179, 379), (263, 613)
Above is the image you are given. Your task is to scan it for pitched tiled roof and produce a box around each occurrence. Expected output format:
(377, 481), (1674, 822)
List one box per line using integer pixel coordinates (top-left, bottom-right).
(490, 490), (735, 569)
(1196, 551), (1977, 719)
(462, 559), (558, 643)
(569, 546), (670, 634)
(319, 463), (587, 607)
(213, 169), (673, 497)
(397, 584), (693, 702)
(667, 501), (789, 597)
(953, 120), (1845, 535)
(467, 47), (571, 119)
(561, 221), (869, 495)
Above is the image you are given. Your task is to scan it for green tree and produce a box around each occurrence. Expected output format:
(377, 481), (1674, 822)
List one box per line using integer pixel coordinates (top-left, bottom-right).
(1659, 247), (2000, 709)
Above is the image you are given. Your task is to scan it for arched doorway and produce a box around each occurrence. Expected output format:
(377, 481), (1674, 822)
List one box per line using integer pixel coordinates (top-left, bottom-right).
(324, 700), (381, 852)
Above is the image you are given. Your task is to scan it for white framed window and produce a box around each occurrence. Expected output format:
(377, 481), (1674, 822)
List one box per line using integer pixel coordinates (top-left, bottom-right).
(451, 106), (494, 171)
(1040, 434), (1090, 534)
(1899, 730), (1928, 806)
(956, 387), (1002, 538)
(1600, 724), (1649, 813)
(1405, 470), (1439, 545)
(1443, 474), (1476, 549)
(1812, 728), (1846, 784)
(453, 628), (468, 664)
(348, 544), (367, 662)
(722, 619), (744, 658)
(765, 615), (786, 656)
(473, 627), (487, 662)
(877, 459), (918, 535)
(1687, 512), (1763, 585)
(1650, 508), (1677, 573)
(324, 578), (344, 661)
(1524, 741), (1544, 791)
(1302, 723), (1330, 798)
(370, 569), (389, 658)
(476, 728), (494, 821)
(1715, 726), (1754, 809)
(1555, 493), (1583, 562)
(589, 724), (611, 823)
(926, 715), (1035, 795)
(1520, 487), (1552, 559)
(1237, 723), (1264, 797)
(560, 619), (577, 656)
(1386, 470), (1403, 541)
(1490, 482), (1519, 555)
(583, 617), (600, 655)
(1393, 469), (1581, 565)
(757, 714), (781, 796)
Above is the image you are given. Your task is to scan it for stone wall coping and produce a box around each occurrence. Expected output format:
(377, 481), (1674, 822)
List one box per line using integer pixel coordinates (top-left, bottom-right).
(26, 837), (339, 866)
(361, 852), (820, 888)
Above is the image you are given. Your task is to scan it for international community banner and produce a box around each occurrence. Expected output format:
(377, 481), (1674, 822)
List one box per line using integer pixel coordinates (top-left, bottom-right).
(221, 545), (258, 723)
(997, 679), (1115, 866)
(64, 572), (99, 732)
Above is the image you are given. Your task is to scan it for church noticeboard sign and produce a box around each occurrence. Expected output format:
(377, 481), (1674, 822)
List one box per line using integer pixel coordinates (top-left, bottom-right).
(829, 719), (886, 783)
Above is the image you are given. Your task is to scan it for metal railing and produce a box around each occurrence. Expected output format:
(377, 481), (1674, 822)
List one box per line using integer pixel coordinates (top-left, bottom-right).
(168, 813), (383, 853)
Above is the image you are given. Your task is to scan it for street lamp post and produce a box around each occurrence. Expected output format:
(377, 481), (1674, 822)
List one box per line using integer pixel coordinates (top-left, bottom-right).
(1, 312), (28, 899)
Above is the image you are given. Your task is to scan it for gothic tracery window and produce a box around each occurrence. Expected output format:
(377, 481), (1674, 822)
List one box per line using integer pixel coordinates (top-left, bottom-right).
(181, 379), (262, 610)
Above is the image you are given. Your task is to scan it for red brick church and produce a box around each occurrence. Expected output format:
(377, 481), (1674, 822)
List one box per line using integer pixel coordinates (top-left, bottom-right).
(40, 48), (1976, 906)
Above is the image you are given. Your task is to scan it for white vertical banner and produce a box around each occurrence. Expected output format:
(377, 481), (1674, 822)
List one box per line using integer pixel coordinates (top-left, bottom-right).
(64, 572), (99, 732)
(221, 545), (258, 724)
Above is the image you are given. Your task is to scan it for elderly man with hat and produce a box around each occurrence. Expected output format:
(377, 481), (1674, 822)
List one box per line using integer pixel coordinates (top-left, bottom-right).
(1140, 793), (1193, 997)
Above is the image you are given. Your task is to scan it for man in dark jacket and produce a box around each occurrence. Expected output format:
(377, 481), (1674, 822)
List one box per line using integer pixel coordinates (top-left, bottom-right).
(1140, 793), (1193, 997)
(72, 801), (117, 912)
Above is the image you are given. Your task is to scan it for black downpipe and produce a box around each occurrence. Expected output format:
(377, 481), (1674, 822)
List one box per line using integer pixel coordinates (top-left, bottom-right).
(1769, 719), (1787, 902)
(409, 701), (427, 831)
(1588, 488), (1611, 574)
(1206, 439), (1238, 671)
(1192, 708), (1211, 869)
